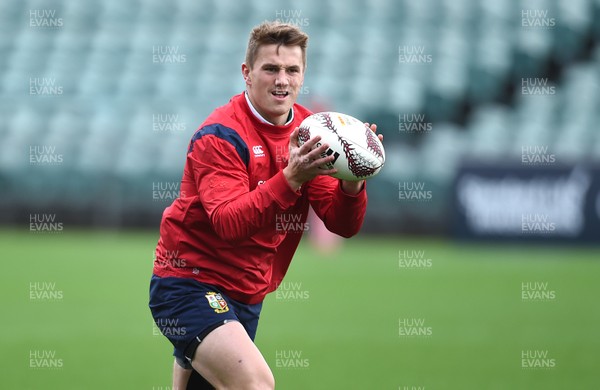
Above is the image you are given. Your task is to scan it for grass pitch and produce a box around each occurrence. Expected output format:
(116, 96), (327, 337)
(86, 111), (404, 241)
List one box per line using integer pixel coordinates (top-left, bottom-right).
(1, 229), (599, 389)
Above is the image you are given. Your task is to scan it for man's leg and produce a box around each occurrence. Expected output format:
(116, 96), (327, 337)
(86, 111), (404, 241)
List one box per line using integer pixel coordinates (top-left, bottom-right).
(187, 370), (215, 390)
(173, 359), (192, 390)
(173, 359), (217, 390)
(189, 321), (274, 390)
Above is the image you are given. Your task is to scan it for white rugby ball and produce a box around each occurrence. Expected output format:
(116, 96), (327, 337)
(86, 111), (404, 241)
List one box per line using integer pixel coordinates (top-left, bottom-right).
(298, 112), (385, 181)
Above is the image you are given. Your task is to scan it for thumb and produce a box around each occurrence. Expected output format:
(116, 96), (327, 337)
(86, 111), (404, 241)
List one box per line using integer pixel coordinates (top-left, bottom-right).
(289, 127), (300, 148)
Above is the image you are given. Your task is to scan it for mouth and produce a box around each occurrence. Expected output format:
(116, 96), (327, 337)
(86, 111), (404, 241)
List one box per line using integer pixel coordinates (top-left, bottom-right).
(271, 90), (289, 100)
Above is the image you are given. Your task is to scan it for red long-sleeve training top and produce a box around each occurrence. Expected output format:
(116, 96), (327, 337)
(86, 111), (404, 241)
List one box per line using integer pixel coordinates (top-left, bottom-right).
(153, 92), (367, 304)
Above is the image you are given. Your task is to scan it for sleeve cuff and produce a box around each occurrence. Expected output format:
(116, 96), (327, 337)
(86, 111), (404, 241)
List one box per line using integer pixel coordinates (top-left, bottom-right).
(338, 180), (367, 197)
(266, 170), (301, 208)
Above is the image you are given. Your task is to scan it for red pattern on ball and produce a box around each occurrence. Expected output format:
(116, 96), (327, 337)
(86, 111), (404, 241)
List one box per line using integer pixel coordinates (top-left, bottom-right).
(319, 113), (379, 179)
(365, 125), (384, 159)
(298, 126), (311, 144)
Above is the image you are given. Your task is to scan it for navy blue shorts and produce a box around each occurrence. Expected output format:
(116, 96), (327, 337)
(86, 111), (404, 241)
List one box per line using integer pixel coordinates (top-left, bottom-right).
(149, 275), (263, 369)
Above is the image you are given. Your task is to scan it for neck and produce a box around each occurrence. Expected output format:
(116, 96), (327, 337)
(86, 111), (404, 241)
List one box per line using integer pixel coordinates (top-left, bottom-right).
(245, 91), (292, 126)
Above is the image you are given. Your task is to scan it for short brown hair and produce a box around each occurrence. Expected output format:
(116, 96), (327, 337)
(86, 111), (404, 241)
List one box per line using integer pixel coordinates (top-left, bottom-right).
(245, 21), (309, 69)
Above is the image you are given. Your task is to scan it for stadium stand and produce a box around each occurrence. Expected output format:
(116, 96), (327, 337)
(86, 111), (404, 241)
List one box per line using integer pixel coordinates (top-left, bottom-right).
(0, 0), (599, 232)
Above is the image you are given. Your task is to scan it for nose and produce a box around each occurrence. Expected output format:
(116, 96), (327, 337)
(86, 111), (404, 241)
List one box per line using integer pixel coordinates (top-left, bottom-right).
(275, 70), (289, 87)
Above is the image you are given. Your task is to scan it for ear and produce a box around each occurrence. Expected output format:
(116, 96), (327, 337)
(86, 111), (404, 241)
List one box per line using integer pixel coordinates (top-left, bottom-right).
(241, 63), (251, 85)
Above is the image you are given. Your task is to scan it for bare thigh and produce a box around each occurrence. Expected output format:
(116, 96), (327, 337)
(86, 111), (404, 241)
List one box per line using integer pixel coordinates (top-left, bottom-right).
(191, 321), (274, 390)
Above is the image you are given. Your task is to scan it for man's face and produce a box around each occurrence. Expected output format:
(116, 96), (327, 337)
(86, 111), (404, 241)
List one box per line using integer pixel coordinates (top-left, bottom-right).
(242, 44), (305, 126)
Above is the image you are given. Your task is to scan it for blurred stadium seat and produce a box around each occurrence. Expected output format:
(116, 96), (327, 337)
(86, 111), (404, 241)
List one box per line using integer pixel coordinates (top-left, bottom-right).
(1, 0), (599, 231)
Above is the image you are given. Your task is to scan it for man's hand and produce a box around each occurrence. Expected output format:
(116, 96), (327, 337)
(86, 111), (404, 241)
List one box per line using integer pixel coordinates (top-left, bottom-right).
(340, 123), (383, 195)
(283, 127), (337, 191)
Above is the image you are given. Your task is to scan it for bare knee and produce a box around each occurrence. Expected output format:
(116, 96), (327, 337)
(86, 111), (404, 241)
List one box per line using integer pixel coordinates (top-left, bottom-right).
(241, 366), (275, 390)
(260, 369), (275, 390)
(208, 360), (274, 390)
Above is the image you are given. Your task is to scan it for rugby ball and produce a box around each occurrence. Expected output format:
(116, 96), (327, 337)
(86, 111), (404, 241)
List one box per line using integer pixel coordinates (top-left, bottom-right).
(298, 112), (385, 181)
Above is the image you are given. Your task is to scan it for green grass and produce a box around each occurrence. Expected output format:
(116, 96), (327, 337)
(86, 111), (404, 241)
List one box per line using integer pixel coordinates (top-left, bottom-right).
(1, 229), (599, 389)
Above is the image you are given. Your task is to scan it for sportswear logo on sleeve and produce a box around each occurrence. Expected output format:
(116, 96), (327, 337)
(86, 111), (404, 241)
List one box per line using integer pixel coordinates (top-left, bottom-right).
(252, 145), (265, 157)
(205, 292), (229, 313)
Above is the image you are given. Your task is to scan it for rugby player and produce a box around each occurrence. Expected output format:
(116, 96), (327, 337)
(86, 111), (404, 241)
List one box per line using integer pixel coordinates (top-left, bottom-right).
(149, 21), (382, 389)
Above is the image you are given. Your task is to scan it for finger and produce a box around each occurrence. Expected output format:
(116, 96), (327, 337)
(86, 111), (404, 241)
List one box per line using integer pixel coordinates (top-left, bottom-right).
(298, 135), (323, 154)
(311, 155), (336, 170)
(305, 142), (331, 161)
(378, 134), (384, 142)
(315, 166), (338, 176)
(370, 123), (377, 133)
(288, 152), (308, 166)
